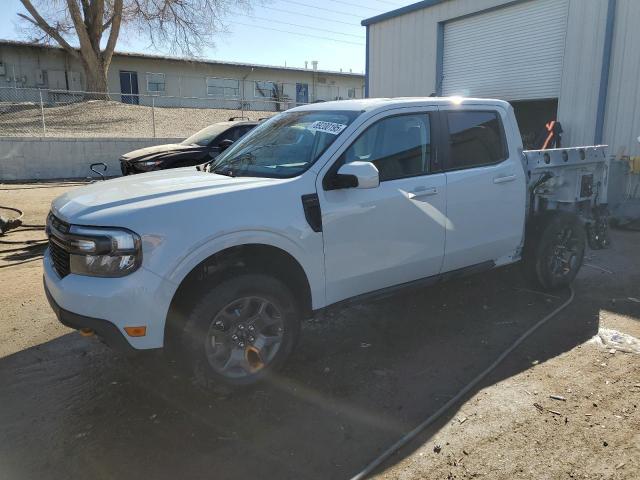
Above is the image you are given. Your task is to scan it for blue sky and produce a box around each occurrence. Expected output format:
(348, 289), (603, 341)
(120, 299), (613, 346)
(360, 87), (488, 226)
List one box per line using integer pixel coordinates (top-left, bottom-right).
(0, 0), (413, 73)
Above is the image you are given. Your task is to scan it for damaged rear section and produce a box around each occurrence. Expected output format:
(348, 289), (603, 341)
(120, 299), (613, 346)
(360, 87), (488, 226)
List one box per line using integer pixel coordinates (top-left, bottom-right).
(524, 146), (610, 249)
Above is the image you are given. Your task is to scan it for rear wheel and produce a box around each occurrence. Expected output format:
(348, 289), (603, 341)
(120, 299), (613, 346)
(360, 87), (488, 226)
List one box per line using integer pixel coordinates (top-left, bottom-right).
(523, 211), (586, 291)
(180, 274), (301, 387)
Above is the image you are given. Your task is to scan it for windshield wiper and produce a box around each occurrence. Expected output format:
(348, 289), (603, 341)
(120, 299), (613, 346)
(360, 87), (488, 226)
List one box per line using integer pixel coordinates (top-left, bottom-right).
(212, 169), (235, 177)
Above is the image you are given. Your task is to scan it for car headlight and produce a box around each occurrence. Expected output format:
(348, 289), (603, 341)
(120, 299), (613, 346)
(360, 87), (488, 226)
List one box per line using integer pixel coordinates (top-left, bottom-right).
(65, 225), (142, 277)
(136, 159), (163, 170)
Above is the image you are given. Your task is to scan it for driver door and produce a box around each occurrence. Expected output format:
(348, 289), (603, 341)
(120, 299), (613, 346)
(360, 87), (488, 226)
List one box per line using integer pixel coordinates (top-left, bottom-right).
(317, 108), (447, 305)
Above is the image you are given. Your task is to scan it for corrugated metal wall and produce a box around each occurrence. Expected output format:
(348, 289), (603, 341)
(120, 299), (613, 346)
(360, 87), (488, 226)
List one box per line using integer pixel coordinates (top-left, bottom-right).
(603, 0), (640, 157)
(367, 0), (640, 156)
(556, 0), (608, 148)
(368, 0), (510, 97)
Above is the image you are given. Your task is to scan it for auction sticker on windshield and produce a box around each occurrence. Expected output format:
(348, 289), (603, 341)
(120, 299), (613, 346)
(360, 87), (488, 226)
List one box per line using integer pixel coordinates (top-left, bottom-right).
(309, 121), (347, 135)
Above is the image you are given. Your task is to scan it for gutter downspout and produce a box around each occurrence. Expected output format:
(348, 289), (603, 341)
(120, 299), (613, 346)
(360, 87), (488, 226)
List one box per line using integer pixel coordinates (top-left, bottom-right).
(435, 22), (445, 96)
(594, 0), (617, 145)
(364, 26), (369, 98)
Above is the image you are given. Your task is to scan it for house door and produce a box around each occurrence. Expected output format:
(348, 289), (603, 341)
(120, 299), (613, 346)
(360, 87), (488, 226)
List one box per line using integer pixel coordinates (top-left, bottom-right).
(120, 71), (139, 105)
(296, 83), (309, 105)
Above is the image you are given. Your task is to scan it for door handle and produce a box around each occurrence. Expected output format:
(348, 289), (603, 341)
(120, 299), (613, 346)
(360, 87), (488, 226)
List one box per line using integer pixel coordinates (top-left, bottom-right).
(493, 175), (517, 184)
(411, 186), (438, 196)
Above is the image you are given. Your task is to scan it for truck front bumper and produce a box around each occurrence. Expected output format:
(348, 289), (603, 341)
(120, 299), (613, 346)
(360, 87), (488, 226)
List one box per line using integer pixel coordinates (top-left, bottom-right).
(44, 279), (135, 353)
(43, 248), (174, 350)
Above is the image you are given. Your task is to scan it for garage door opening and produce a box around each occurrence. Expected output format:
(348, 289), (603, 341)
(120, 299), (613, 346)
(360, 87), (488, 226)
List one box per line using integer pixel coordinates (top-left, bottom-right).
(511, 99), (559, 149)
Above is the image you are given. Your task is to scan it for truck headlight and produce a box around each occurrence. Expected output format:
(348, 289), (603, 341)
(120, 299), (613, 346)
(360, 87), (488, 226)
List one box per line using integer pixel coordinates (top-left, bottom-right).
(66, 225), (142, 277)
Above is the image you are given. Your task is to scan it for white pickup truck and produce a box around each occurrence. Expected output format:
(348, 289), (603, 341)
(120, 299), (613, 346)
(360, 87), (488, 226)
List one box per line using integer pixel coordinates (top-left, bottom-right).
(44, 97), (609, 385)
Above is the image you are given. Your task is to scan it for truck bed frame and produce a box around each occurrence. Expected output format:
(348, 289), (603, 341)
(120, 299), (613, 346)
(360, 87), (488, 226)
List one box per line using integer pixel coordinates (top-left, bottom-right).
(523, 145), (610, 248)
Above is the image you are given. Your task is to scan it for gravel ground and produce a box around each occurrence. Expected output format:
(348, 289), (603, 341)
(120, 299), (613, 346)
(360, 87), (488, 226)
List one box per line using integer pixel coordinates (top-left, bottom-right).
(0, 100), (277, 138)
(0, 182), (638, 480)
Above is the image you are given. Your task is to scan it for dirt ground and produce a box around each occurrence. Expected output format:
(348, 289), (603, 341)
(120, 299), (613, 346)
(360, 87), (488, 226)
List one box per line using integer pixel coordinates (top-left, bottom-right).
(0, 100), (276, 138)
(0, 182), (638, 480)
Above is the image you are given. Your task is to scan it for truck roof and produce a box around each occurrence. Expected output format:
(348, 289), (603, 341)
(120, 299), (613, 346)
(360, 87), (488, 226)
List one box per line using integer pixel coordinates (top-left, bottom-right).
(290, 97), (511, 113)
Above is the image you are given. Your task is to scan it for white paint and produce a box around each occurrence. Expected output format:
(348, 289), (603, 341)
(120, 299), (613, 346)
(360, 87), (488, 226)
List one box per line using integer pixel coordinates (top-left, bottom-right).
(0, 137), (182, 181)
(316, 103), (447, 304)
(441, 105), (527, 271)
(42, 98), (534, 350)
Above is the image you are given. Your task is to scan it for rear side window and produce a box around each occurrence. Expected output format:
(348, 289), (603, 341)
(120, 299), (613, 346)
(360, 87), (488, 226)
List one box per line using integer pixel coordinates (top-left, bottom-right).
(446, 111), (507, 170)
(341, 114), (431, 182)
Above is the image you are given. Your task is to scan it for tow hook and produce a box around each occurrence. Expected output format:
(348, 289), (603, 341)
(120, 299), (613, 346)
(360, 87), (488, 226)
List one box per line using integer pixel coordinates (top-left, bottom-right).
(79, 328), (95, 337)
(245, 346), (264, 371)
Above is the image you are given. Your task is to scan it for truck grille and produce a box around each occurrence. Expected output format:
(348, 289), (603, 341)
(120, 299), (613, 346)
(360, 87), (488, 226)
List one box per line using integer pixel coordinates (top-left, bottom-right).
(47, 213), (71, 278)
(49, 239), (71, 278)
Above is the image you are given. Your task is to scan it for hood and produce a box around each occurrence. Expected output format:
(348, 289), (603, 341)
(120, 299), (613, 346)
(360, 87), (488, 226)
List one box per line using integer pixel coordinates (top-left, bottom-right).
(120, 143), (204, 161)
(51, 168), (282, 226)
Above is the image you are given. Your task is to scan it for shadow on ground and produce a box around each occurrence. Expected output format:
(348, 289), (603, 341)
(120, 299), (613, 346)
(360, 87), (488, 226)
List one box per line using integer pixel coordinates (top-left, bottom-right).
(1, 230), (637, 480)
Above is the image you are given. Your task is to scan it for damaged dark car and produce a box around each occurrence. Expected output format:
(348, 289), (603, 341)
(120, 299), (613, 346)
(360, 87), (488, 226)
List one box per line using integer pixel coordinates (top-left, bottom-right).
(119, 119), (259, 175)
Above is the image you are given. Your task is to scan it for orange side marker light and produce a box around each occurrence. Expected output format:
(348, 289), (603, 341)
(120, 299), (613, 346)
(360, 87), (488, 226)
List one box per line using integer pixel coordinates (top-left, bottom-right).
(124, 326), (147, 337)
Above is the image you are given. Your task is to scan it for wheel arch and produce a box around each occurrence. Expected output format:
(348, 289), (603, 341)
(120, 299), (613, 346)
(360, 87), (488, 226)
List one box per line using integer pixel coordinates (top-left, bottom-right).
(164, 242), (314, 349)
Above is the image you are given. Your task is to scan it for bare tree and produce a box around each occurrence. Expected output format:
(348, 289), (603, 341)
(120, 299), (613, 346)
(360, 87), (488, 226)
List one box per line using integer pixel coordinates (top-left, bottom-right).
(18, 0), (253, 94)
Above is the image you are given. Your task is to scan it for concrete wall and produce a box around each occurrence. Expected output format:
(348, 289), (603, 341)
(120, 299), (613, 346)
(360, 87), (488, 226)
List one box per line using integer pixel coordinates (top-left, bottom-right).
(366, 0), (640, 155)
(0, 137), (181, 181)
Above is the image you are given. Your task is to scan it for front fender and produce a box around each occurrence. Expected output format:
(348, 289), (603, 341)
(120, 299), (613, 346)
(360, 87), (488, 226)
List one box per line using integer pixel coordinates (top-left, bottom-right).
(161, 229), (325, 309)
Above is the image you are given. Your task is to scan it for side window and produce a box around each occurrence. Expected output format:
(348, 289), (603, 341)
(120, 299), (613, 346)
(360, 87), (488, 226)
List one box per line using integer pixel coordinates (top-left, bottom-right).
(223, 127), (243, 142)
(446, 111), (507, 170)
(342, 114), (431, 182)
(239, 125), (255, 137)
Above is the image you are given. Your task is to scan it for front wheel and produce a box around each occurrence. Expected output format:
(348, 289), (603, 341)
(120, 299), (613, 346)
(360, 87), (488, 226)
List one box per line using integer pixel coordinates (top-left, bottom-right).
(522, 211), (586, 291)
(180, 274), (301, 387)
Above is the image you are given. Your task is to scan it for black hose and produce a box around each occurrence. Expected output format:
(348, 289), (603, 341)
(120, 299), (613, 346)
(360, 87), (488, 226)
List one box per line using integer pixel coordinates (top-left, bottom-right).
(349, 287), (576, 480)
(0, 206), (24, 218)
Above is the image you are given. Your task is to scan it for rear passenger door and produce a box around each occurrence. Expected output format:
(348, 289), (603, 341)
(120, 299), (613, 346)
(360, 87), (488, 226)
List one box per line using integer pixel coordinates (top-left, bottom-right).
(440, 108), (526, 272)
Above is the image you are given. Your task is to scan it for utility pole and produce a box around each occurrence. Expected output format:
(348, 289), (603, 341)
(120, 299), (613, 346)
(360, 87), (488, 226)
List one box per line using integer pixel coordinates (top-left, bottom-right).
(241, 67), (254, 119)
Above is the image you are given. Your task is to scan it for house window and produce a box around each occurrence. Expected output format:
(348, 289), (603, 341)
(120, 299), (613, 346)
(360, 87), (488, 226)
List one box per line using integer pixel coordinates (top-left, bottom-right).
(146, 73), (165, 93)
(347, 87), (356, 99)
(206, 77), (239, 97)
(254, 80), (278, 98)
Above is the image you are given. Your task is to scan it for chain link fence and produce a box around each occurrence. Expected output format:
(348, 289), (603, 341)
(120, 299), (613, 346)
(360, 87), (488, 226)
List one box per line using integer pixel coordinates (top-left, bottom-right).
(0, 84), (356, 138)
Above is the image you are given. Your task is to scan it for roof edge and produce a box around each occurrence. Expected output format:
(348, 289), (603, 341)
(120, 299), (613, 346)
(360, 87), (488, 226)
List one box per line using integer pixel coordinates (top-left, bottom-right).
(361, 0), (447, 26)
(0, 39), (364, 78)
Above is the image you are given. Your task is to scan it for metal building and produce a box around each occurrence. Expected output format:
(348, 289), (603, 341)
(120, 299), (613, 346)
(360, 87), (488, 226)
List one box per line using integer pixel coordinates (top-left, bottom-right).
(362, 0), (640, 155)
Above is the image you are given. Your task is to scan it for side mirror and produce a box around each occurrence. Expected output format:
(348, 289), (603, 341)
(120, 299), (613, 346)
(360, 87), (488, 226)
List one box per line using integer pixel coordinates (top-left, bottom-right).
(335, 161), (380, 189)
(218, 138), (234, 152)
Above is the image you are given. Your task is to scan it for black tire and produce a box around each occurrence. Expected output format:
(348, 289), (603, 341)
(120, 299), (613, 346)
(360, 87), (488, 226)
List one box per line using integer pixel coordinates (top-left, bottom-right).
(179, 274), (301, 387)
(522, 211), (586, 291)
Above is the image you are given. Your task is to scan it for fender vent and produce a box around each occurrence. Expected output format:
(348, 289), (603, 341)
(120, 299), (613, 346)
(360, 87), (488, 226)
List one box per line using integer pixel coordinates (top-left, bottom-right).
(301, 194), (322, 233)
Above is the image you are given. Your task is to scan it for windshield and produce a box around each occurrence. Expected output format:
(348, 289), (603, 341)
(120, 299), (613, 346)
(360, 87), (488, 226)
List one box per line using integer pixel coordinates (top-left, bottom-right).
(208, 110), (361, 178)
(182, 124), (231, 146)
